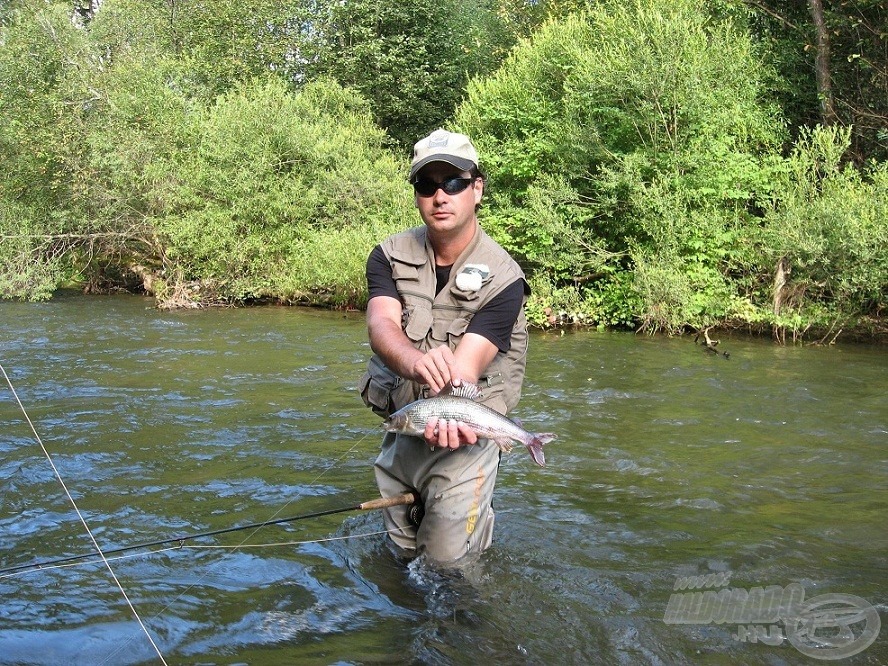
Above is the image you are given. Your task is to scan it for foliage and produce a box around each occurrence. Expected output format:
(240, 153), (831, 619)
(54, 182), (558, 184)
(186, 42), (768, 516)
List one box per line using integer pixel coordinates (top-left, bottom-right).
(0, 200), (61, 300)
(492, 0), (591, 40)
(80, 48), (190, 251)
(0, 2), (414, 307)
(0, 0), (93, 217)
(751, 125), (888, 339)
(0, 0), (110, 295)
(630, 207), (750, 334)
(302, 0), (516, 149)
(152, 77), (413, 306)
(732, 0), (888, 163)
(0, 0), (885, 342)
(88, 0), (307, 100)
(457, 0), (786, 332)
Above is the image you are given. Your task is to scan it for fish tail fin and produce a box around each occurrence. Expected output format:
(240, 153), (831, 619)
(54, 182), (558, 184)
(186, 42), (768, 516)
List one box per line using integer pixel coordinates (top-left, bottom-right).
(526, 433), (556, 467)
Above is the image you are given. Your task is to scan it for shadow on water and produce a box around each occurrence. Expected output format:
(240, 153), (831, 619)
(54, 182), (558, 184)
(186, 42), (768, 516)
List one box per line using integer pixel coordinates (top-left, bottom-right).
(0, 293), (885, 664)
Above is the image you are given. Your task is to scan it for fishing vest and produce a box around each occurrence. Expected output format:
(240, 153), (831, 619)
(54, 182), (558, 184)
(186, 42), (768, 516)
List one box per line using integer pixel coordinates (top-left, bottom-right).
(360, 224), (529, 417)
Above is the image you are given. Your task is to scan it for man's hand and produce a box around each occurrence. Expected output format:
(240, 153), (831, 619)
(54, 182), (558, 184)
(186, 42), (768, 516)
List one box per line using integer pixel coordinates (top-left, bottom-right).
(368, 297), (467, 393)
(411, 345), (461, 396)
(424, 417), (479, 450)
(368, 298), (498, 398)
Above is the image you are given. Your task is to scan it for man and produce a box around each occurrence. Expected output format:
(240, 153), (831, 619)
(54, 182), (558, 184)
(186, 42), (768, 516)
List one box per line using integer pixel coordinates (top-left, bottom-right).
(360, 129), (530, 563)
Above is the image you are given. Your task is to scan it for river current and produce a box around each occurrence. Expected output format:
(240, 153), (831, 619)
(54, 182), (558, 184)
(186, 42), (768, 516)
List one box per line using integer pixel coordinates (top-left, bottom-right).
(0, 293), (885, 665)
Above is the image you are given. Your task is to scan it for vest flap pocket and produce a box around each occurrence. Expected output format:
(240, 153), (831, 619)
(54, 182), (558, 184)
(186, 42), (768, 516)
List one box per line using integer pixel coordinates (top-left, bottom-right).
(388, 243), (426, 267)
(430, 314), (469, 342)
(480, 384), (507, 416)
(447, 316), (470, 337)
(359, 355), (402, 418)
(404, 304), (433, 341)
(391, 261), (421, 282)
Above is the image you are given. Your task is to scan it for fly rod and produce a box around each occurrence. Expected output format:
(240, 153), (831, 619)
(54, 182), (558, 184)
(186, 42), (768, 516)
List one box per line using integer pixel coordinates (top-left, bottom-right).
(0, 491), (418, 577)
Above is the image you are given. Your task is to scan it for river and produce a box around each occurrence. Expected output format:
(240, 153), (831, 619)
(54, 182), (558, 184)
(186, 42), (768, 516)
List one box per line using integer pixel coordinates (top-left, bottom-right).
(0, 293), (885, 665)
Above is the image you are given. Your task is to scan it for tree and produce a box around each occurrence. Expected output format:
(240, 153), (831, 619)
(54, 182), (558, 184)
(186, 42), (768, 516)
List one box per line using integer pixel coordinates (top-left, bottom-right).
(754, 126), (888, 341)
(0, 1), (94, 215)
(0, 0), (101, 298)
(303, 0), (515, 148)
(0, 0), (415, 304)
(88, 0), (311, 100)
(738, 0), (887, 161)
(151, 77), (413, 307)
(807, 0), (838, 125)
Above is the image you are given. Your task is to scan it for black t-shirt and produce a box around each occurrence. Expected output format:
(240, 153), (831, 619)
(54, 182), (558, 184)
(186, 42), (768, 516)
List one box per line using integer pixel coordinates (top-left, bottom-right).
(366, 245), (524, 352)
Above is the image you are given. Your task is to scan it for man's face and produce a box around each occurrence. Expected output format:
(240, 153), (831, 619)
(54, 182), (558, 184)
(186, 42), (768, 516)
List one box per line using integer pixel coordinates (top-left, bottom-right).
(413, 162), (483, 238)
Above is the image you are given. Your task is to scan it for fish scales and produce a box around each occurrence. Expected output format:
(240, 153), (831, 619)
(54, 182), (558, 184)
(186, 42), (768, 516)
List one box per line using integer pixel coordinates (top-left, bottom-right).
(400, 397), (529, 441)
(382, 387), (556, 467)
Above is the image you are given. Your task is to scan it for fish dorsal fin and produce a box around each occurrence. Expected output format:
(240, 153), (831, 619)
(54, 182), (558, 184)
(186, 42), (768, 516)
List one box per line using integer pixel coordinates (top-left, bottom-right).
(440, 382), (483, 401)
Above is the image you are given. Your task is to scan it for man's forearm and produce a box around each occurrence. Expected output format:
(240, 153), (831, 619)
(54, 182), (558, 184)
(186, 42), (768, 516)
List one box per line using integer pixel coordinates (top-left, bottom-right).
(368, 318), (424, 381)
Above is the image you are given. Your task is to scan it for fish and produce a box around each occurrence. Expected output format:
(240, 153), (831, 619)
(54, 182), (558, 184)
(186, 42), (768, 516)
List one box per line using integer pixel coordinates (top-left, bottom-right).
(381, 383), (555, 466)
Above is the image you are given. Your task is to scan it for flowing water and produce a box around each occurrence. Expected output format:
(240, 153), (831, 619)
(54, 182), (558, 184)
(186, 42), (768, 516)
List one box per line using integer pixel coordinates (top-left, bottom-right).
(0, 293), (885, 665)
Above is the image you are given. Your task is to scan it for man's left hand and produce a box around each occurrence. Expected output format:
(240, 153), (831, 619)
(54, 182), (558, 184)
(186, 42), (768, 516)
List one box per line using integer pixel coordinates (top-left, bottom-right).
(424, 417), (479, 450)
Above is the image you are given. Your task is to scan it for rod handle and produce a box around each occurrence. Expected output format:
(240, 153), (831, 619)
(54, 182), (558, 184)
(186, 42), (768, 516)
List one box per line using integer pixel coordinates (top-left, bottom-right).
(358, 492), (418, 511)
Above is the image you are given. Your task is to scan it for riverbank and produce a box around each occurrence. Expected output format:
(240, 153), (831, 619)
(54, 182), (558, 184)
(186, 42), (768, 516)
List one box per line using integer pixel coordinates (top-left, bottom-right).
(51, 284), (888, 346)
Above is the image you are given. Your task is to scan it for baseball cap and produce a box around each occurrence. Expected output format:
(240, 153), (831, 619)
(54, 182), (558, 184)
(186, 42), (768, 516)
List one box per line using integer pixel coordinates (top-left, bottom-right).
(409, 129), (479, 181)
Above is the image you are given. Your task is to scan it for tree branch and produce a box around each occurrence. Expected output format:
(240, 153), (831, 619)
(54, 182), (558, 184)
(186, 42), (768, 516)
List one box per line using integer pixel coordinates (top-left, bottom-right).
(743, 1), (802, 32)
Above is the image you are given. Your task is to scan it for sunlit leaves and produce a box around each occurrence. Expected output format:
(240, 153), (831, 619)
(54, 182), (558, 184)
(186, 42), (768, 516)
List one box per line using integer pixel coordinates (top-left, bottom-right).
(456, 0), (787, 331)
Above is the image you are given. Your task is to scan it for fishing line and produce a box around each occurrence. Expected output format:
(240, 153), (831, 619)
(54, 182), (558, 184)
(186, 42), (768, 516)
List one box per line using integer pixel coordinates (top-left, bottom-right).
(100, 430), (388, 666)
(0, 362), (169, 665)
(100, 415), (392, 664)
(0, 493), (415, 577)
(0, 528), (398, 580)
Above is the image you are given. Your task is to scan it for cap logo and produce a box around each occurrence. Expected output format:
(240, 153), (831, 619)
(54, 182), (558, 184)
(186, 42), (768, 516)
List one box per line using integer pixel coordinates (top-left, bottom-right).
(428, 134), (450, 148)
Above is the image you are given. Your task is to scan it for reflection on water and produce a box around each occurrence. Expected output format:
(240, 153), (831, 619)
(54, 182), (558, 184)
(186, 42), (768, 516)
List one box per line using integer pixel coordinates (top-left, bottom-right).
(0, 293), (885, 665)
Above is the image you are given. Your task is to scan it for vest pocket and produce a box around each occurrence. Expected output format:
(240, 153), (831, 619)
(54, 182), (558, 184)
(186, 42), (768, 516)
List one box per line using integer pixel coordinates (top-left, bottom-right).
(449, 284), (483, 303)
(391, 261), (421, 282)
(359, 356), (402, 418)
(404, 304), (433, 342)
(430, 314), (470, 344)
(480, 383), (508, 416)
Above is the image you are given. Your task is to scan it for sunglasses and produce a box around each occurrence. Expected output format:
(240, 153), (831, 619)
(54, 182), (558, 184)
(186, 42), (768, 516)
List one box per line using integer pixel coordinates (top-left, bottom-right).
(412, 176), (476, 197)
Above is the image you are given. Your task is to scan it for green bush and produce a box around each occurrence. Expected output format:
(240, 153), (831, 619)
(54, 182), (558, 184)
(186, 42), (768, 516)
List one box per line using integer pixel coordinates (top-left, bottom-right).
(0, 201), (60, 300)
(456, 0), (786, 332)
(1, 0), (883, 342)
(156, 77), (413, 306)
(0, 2), (103, 296)
(89, 0), (304, 100)
(0, 2), (93, 220)
(752, 126), (888, 336)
